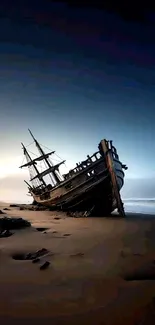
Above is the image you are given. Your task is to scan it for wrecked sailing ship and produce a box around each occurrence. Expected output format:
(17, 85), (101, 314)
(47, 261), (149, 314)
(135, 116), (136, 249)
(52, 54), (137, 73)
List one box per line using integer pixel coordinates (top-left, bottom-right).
(20, 130), (128, 217)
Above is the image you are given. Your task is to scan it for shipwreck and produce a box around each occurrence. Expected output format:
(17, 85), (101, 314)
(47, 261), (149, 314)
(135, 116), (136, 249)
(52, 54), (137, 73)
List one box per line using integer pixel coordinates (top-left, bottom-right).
(20, 130), (128, 217)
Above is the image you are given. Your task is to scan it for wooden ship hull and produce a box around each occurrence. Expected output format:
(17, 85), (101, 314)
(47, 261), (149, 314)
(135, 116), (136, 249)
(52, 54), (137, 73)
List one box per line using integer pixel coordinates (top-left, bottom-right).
(20, 131), (128, 217)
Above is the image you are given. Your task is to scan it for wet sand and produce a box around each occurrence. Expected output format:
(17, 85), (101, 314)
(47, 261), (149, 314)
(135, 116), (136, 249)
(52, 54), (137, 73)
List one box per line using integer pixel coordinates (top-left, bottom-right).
(0, 202), (155, 324)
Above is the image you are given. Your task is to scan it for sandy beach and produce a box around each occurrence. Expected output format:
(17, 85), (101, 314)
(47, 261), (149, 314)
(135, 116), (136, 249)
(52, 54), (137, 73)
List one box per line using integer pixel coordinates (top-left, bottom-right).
(1, 203), (155, 324)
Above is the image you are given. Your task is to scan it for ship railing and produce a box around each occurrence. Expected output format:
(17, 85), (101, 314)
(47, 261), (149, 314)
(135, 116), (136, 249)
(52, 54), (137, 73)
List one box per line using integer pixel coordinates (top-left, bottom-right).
(63, 144), (120, 181)
(66, 151), (102, 177)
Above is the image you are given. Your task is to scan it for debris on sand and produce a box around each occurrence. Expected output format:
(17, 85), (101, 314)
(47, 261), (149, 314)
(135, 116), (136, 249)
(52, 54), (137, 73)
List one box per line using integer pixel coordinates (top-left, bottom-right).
(70, 252), (84, 258)
(67, 206), (95, 218)
(11, 204), (51, 211)
(67, 211), (89, 218)
(12, 248), (49, 261)
(0, 229), (13, 238)
(0, 210), (6, 215)
(35, 206), (49, 211)
(3, 208), (10, 211)
(0, 217), (31, 231)
(25, 248), (49, 260)
(40, 261), (50, 270)
(32, 258), (40, 264)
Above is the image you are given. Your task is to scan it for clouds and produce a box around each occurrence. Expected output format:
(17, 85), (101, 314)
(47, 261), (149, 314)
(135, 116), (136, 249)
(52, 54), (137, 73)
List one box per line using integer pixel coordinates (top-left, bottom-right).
(0, 173), (30, 203)
(122, 178), (155, 199)
(0, 155), (27, 179)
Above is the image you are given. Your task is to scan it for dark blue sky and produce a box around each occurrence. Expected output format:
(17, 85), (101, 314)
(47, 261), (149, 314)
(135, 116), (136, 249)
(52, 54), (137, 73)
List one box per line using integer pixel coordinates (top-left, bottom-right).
(0, 2), (155, 201)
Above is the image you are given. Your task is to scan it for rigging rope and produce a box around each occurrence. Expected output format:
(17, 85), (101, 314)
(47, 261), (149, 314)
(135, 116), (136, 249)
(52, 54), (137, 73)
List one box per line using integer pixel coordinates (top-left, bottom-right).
(39, 142), (69, 171)
(27, 150), (38, 157)
(26, 141), (35, 147)
(20, 156), (26, 166)
(40, 143), (64, 161)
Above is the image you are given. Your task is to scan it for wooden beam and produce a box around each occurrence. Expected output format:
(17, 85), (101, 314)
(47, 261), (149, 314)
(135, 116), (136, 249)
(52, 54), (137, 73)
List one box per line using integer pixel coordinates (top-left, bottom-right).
(100, 139), (125, 217)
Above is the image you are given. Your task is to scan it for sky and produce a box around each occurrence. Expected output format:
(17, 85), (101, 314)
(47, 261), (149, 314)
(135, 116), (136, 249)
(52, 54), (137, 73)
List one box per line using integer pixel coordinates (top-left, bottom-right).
(0, 2), (155, 202)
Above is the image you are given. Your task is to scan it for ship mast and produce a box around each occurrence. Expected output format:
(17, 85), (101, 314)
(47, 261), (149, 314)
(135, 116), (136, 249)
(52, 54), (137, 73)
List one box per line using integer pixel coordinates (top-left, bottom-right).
(28, 129), (65, 184)
(20, 143), (46, 187)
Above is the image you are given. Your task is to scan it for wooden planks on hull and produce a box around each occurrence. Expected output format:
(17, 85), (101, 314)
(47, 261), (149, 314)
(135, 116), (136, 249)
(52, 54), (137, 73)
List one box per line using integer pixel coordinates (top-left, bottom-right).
(33, 172), (113, 216)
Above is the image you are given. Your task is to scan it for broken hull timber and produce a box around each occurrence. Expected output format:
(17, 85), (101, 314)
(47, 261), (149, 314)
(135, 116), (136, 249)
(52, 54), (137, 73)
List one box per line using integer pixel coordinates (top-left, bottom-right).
(31, 156), (125, 216)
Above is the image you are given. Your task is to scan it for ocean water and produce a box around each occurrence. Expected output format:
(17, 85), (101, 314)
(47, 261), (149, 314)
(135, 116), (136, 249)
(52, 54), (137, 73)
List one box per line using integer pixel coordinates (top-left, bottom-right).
(123, 199), (155, 215)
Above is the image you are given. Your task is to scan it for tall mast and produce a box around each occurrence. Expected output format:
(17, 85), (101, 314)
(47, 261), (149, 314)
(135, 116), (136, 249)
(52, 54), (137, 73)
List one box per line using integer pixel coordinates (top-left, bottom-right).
(28, 129), (48, 157)
(21, 143), (46, 187)
(28, 129), (62, 183)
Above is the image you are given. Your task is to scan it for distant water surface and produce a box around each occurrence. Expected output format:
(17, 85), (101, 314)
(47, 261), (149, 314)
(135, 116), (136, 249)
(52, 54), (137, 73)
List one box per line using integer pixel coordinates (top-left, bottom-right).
(123, 199), (155, 215)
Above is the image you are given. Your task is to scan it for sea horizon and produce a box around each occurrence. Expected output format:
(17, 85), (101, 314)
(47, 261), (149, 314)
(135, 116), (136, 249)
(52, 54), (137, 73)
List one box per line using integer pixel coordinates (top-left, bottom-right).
(123, 198), (155, 215)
